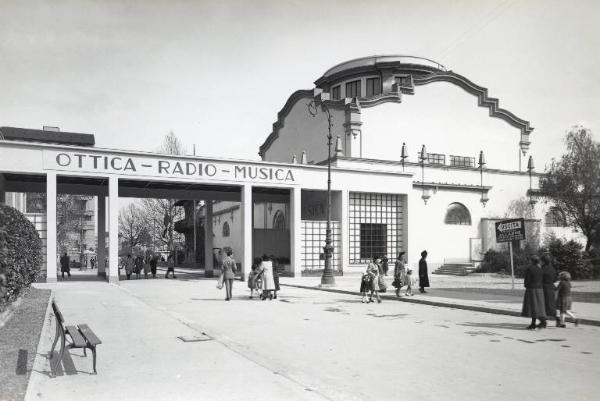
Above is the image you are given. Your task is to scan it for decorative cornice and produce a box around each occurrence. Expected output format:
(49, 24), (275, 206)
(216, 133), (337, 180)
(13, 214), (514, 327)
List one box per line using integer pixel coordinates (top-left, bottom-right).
(413, 181), (492, 193)
(412, 71), (534, 137)
(258, 89), (314, 158)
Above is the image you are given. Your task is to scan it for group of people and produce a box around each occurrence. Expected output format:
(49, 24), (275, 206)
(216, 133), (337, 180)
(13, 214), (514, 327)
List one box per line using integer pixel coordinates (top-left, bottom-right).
(216, 252), (281, 301)
(359, 250), (430, 303)
(121, 253), (163, 280)
(521, 254), (578, 329)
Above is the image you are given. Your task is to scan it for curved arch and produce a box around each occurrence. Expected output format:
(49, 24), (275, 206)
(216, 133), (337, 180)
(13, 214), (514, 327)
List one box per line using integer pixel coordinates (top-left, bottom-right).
(545, 207), (567, 227)
(444, 202), (471, 225)
(273, 210), (286, 230)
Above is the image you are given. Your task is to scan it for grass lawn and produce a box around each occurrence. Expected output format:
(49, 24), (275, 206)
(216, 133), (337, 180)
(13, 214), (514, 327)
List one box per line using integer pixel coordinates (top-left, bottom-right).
(0, 288), (51, 401)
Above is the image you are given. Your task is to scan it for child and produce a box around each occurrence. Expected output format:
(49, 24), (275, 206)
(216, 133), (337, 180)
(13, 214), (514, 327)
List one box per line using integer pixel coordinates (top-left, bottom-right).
(405, 268), (415, 296)
(556, 271), (579, 327)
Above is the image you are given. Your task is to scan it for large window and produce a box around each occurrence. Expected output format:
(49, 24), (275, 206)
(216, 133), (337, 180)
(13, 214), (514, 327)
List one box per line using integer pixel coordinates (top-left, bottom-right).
(444, 203), (471, 225)
(545, 207), (567, 227)
(360, 223), (387, 259)
(349, 192), (402, 264)
(395, 75), (411, 87)
(366, 77), (381, 97)
(331, 85), (341, 100)
(419, 151), (445, 165)
(345, 80), (361, 98)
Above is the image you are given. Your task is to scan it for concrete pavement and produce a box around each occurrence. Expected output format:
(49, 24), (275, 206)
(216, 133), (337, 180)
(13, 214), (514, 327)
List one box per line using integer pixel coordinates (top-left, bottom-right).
(25, 278), (600, 401)
(280, 274), (600, 326)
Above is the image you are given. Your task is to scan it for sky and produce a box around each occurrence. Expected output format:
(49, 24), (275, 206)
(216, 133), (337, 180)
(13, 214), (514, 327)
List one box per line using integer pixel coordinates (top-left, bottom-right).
(1, 0), (599, 167)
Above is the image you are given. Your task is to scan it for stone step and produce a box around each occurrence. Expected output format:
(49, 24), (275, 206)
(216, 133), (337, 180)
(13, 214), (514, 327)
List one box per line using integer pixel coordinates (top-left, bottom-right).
(433, 263), (476, 276)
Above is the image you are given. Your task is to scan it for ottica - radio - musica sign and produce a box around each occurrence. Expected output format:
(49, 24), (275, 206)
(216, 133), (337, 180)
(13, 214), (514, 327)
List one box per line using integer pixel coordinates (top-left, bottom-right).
(42, 150), (295, 183)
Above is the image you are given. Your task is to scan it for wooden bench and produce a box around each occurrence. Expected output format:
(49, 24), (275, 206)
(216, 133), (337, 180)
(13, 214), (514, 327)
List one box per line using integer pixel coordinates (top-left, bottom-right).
(50, 300), (102, 377)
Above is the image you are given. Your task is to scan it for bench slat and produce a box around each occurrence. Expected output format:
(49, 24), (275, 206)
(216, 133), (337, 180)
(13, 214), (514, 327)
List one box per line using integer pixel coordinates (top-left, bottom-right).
(78, 324), (102, 346)
(65, 325), (87, 348)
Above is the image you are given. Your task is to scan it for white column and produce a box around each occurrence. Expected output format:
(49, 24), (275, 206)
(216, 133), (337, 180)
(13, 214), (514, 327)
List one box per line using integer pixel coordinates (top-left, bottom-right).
(290, 187), (302, 277)
(108, 176), (119, 283)
(241, 184), (252, 282)
(97, 195), (106, 277)
(340, 189), (350, 273)
(204, 200), (214, 277)
(46, 172), (57, 283)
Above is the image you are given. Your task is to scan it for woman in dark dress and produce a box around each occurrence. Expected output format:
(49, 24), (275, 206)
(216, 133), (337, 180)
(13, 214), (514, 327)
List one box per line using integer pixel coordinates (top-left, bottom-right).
(418, 250), (430, 293)
(541, 254), (559, 326)
(521, 255), (547, 329)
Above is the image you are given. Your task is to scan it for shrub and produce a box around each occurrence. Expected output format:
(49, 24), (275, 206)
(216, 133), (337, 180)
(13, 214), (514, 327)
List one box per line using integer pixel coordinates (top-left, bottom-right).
(0, 204), (43, 311)
(478, 243), (537, 278)
(540, 235), (593, 280)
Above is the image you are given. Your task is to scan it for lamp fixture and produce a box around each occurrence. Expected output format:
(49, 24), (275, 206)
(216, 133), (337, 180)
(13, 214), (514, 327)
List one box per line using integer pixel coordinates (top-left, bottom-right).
(420, 144), (429, 204)
(527, 155), (536, 207)
(478, 150), (488, 207)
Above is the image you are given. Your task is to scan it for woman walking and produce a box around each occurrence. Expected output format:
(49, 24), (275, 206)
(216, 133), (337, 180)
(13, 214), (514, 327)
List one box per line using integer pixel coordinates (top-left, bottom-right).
(258, 255), (276, 300)
(165, 255), (176, 278)
(541, 254), (559, 325)
(418, 250), (430, 293)
(222, 250), (237, 301)
(367, 257), (382, 303)
(125, 254), (134, 280)
(556, 271), (579, 327)
(393, 252), (408, 297)
(521, 255), (547, 329)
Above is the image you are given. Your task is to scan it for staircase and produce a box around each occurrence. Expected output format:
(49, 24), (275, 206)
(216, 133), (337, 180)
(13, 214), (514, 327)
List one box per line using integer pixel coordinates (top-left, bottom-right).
(433, 259), (477, 276)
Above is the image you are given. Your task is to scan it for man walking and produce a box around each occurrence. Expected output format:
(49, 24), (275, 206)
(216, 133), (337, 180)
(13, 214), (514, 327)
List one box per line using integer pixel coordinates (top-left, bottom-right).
(60, 253), (71, 279)
(222, 250), (237, 301)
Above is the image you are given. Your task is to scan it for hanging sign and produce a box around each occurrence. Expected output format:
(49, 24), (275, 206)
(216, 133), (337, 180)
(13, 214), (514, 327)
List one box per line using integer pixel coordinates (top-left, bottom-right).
(495, 218), (526, 243)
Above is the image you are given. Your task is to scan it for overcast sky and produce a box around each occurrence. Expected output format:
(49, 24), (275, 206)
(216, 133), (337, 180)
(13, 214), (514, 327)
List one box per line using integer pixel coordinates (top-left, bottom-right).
(1, 0), (599, 167)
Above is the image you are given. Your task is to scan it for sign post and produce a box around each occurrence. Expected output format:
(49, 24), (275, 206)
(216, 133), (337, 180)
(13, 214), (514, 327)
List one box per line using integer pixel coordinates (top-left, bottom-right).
(495, 218), (526, 290)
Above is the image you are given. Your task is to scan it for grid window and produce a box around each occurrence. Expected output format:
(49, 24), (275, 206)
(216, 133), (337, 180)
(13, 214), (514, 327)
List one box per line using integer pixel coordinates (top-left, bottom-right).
(301, 220), (340, 271)
(331, 85), (341, 100)
(418, 152), (445, 165)
(349, 192), (403, 265)
(366, 77), (381, 97)
(360, 223), (386, 259)
(345, 80), (361, 98)
(450, 155), (475, 167)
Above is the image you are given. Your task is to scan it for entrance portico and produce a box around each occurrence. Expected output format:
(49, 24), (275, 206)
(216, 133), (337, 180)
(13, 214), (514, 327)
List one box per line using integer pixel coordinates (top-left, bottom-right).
(0, 138), (414, 283)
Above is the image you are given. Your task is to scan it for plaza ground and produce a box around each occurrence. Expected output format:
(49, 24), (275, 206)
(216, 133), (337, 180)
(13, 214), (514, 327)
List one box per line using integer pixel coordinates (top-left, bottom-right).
(22, 276), (600, 401)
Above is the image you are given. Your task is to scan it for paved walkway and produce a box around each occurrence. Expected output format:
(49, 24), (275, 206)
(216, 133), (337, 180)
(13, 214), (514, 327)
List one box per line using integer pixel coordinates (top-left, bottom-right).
(280, 274), (600, 326)
(24, 278), (600, 401)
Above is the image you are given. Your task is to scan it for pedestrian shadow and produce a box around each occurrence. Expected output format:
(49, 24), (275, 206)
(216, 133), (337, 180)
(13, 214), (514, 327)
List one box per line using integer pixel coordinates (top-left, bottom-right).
(458, 322), (529, 331)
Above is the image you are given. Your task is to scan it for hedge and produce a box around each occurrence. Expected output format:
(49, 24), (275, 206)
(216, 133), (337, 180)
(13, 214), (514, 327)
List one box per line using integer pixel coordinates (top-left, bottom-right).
(0, 204), (43, 312)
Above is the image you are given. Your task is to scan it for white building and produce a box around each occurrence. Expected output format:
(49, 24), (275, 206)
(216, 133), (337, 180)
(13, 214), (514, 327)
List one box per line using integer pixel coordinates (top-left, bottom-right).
(0, 56), (583, 282)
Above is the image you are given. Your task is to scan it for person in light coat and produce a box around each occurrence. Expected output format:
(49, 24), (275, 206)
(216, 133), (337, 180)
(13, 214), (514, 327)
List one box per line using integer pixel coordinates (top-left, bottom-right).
(258, 255), (276, 300)
(221, 250), (237, 301)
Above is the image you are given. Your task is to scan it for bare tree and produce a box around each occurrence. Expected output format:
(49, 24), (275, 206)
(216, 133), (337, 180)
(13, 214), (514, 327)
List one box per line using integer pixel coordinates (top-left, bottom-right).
(119, 203), (151, 248)
(504, 197), (536, 219)
(139, 131), (187, 253)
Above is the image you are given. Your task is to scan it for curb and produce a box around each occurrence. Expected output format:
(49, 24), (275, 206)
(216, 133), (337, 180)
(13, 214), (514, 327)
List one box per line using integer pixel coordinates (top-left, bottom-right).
(281, 283), (600, 327)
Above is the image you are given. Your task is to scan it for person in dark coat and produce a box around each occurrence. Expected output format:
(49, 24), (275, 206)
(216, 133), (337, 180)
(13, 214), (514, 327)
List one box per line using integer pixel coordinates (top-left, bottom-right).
(149, 255), (158, 278)
(521, 255), (547, 329)
(541, 254), (559, 325)
(418, 250), (430, 293)
(60, 253), (71, 278)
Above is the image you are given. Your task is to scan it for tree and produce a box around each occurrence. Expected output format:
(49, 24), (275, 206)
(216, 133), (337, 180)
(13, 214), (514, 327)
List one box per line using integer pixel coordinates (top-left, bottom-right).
(539, 126), (600, 252)
(118, 203), (151, 249)
(139, 131), (187, 253)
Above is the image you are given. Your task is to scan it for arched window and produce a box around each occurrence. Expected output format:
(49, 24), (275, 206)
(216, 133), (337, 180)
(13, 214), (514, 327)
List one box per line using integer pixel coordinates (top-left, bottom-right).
(273, 210), (286, 230)
(222, 221), (230, 237)
(444, 203), (471, 225)
(545, 207), (567, 227)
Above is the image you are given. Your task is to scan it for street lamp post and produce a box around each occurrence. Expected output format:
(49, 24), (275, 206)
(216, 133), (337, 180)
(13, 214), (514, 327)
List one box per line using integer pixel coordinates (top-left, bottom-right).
(308, 99), (335, 286)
